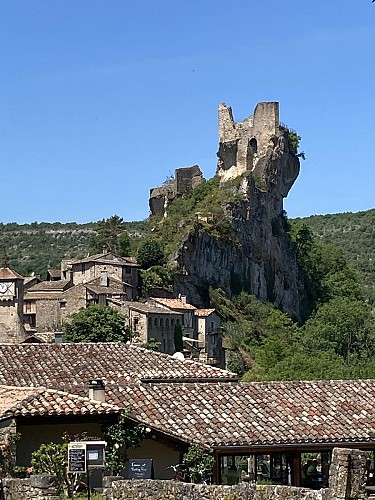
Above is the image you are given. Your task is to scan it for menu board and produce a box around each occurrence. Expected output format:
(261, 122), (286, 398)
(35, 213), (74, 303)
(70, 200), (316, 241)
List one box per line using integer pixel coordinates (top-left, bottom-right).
(128, 459), (154, 479)
(68, 443), (87, 473)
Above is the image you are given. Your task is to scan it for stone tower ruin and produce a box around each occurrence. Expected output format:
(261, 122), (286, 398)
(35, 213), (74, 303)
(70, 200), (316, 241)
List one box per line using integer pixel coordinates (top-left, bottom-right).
(217, 101), (280, 181)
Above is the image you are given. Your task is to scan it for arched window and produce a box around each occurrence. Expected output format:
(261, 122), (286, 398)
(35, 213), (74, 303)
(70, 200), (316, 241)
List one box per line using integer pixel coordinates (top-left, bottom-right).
(154, 317), (158, 326)
(166, 318), (169, 328)
(250, 138), (257, 154)
(171, 318), (175, 327)
(160, 318), (164, 327)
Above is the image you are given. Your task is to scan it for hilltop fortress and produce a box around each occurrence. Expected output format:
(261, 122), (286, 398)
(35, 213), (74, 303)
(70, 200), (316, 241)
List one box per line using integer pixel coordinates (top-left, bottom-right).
(150, 101), (303, 320)
(150, 101), (299, 218)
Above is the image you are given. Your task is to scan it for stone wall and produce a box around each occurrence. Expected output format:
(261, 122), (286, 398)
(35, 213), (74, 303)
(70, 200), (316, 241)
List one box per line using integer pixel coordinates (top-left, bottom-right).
(2, 475), (59, 500)
(102, 448), (368, 500)
(149, 165), (204, 217)
(103, 478), (330, 500)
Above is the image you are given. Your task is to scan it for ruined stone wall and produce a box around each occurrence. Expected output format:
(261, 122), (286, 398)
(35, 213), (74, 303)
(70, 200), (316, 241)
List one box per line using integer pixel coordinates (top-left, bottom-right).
(217, 101), (285, 183)
(149, 166), (204, 217)
(2, 475), (59, 500)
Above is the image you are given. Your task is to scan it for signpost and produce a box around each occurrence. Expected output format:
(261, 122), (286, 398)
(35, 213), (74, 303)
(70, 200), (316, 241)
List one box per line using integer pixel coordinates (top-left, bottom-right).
(68, 441), (106, 500)
(68, 442), (87, 474)
(128, 458), (154, 480)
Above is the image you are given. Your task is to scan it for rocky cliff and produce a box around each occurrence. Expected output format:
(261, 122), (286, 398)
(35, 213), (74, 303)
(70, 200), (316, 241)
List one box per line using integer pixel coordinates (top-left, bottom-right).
(153, 101), (303, 321)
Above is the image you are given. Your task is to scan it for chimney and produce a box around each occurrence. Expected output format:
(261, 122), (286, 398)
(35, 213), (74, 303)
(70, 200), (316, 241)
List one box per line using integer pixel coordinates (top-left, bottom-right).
(89, 379), (105, 402)
(180, 295), (187, 304)
(54, 331), (63, 344)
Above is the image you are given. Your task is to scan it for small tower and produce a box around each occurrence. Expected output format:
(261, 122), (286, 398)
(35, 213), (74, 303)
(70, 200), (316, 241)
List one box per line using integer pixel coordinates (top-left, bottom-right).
(0, 267), (26, 343)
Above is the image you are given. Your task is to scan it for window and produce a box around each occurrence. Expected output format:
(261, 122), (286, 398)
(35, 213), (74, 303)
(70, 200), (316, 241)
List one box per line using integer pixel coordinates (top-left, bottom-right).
(250, 137), (257, 153)
(59, 300), (66, 310)
(154, 317), (158, 326)
(25, 301), (32, 313)
(166, 318), (169, 328)
(125, 267), (132, 274)
(160, 318), (164, 327)
(171, 318), (175, 326)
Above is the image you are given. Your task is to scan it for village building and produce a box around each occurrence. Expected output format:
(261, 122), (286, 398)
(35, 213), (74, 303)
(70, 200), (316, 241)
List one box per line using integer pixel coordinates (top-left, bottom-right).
(20, 252), (138, 333)
(126, 302), (183, 354)
(0, 343), (375, 488)
(0, 267), (27, 343)
(147, 296), (224, 366)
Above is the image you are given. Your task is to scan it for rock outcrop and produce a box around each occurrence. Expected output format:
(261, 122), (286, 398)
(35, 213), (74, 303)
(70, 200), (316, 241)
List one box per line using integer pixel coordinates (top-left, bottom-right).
(172, 102), (303, 321)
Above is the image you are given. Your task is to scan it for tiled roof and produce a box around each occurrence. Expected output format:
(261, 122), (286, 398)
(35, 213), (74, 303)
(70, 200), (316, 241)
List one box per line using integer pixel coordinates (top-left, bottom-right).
(106, 379), (375, 449)
(149, 297), (197, 310)
(71, 252), (139, 267)
(0, 385), (120, 418)
(27, 279), (71, 292)
(0, 268), (23, 280)
(86, 284), (125, 296)
(129, 303), (182, 315)
(0, 343), (237, 389)
(194, 308), (216, 317)
(47, 269), (61, 279)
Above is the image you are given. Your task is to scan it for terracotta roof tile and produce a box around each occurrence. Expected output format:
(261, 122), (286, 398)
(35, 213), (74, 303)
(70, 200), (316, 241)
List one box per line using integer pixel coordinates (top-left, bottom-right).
(149, 297), (196, 310)
(27, 279), (71, 292)
(0, 268), (23, 280)
(129, 303), (182, 315)
(0, 385), (120, 418)
(194, 309), (216, 317)
(106, 380), (375, 449)
(0, 343), (237, 390)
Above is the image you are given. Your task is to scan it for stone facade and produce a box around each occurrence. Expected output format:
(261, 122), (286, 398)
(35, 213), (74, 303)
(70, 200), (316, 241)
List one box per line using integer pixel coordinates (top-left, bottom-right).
(126, 302), (182, 354)
(0, 269), (26, 343)
(149, 165), (204, 217)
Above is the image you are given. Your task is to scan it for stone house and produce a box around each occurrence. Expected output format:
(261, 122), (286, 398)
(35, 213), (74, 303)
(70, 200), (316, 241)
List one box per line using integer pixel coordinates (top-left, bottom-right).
(61, 252), (139, 299)
(147, 296), (224, 366)
(126, 302), (183, 354)
(24, 277), (127, 333)
(1, 343), (375, 488)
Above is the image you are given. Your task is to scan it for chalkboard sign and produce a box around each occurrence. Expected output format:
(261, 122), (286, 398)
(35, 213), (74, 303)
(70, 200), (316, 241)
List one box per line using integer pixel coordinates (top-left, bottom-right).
(128, 459), (154, 479)
(68, 443), (87, 473)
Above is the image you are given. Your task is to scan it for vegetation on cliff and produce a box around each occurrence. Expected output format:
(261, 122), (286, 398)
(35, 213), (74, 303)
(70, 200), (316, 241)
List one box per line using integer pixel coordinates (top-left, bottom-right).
(1, 180), (375, 381)
(213, 219), (375, 381)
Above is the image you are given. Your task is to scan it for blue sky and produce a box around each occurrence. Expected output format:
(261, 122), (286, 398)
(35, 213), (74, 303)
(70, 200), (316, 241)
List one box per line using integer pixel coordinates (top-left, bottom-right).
(1, 0), (374, 223)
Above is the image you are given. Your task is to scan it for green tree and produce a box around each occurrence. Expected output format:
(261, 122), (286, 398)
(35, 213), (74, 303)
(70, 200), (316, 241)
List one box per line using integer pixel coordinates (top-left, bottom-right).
(31, 442), (69, 495)
(302, 297), (375, 363)
(183, 445), (214, 483)
(93, 215), (131, 256)
(102, 411), (146, 475)
(63, 304), (129, 343)
(137, 239), (165, 269)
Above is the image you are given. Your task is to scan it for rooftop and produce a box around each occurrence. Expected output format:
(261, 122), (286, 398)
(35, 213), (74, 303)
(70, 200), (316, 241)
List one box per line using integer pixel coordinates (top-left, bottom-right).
(0, 268), (24, 280)
(0, 385), (119, 419)
(107, 379), (375, 449)
(150, 297), (197, 311)
(0, 343), (237, 389)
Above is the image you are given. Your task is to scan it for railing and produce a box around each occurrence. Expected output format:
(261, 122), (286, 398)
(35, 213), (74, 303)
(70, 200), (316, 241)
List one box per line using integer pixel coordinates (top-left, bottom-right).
(279, 122), (296, 134)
